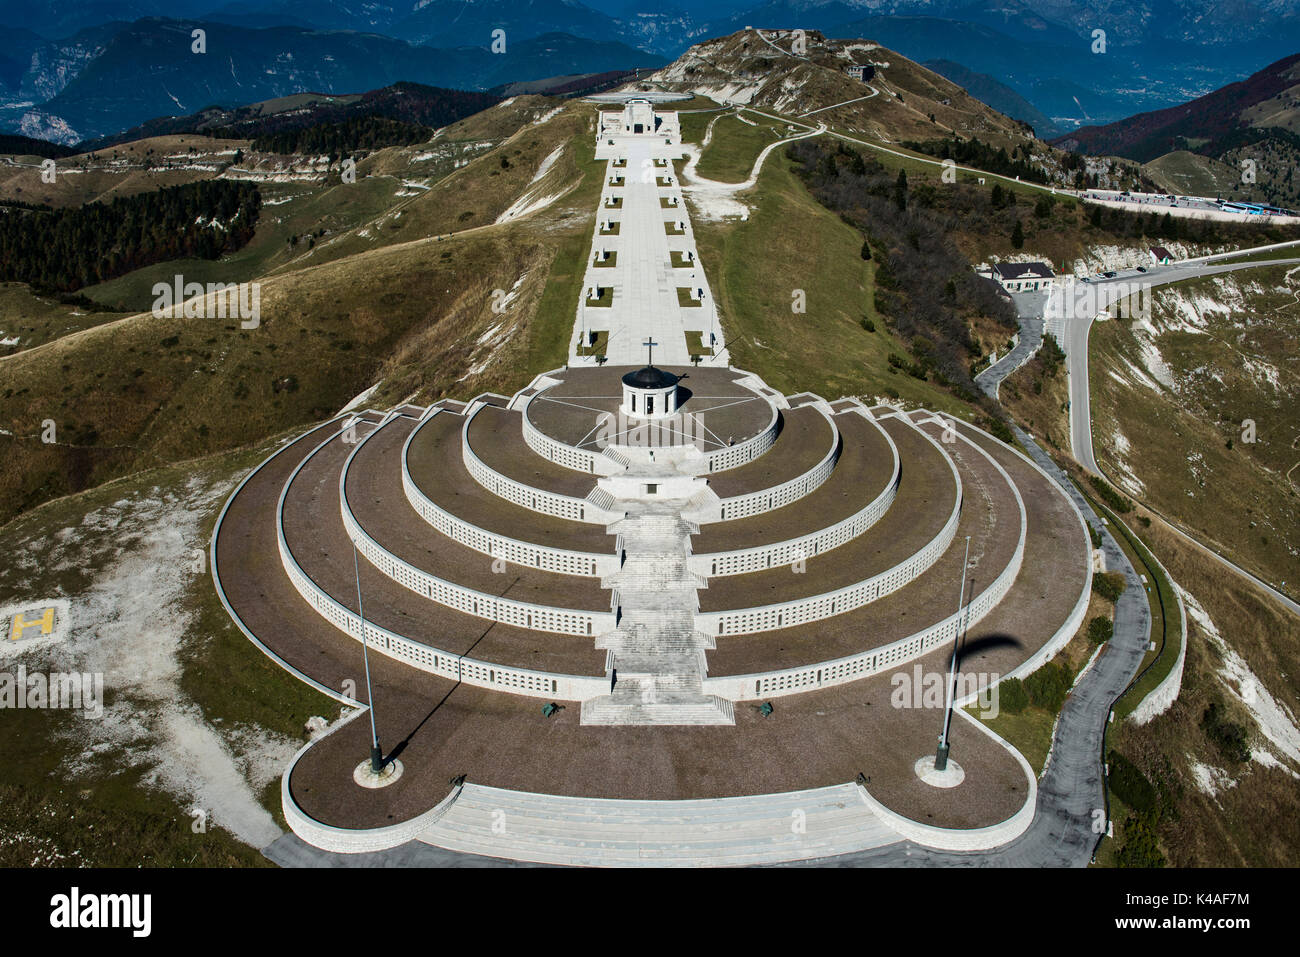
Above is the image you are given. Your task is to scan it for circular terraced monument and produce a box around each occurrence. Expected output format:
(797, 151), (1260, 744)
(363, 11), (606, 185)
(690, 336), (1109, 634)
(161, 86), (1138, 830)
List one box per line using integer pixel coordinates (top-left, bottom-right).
(211, 96), (1092, 866)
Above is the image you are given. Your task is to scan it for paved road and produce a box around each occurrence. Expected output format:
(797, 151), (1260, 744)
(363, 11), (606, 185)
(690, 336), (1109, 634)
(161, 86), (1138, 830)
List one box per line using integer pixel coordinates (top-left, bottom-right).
(974, 291), (1047, 399)
(1061, 256), (1300, 474)
(1058, 254), (1300, 618)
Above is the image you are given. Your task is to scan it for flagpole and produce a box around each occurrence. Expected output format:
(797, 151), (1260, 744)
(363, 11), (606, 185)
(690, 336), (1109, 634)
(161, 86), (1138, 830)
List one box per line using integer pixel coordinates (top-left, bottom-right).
(354, 544), (383, 773)
(935, 535), (971, 771)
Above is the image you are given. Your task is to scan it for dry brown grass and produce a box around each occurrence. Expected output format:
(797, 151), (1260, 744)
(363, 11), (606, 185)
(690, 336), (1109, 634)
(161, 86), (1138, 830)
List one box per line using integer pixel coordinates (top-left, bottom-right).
(0, 136), (251, 207)
(1110, 519), (1300, 866)
(1000, 350), (1072, 453)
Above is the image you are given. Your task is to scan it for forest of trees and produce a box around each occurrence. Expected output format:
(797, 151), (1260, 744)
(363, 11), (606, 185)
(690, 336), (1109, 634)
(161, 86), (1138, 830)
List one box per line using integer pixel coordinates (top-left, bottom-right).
(787, 138), (1019, 397)
(901, 136), (1049, 185)
(0, 135), (78, 159)
(250, 115), (432, 156)
(0, 180), (260, 293)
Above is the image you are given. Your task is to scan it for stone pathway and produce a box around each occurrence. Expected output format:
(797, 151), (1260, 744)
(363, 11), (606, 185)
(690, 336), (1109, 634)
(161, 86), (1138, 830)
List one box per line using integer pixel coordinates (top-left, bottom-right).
(582, 457), (732, 725)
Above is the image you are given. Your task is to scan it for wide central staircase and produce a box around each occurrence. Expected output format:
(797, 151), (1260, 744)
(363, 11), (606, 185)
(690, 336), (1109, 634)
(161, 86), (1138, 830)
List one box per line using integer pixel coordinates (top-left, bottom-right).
(582, 482), (734, 726)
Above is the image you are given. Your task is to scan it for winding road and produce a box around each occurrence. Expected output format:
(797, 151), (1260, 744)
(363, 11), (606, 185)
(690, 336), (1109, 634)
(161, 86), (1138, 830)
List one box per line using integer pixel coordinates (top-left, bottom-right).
(972, 247), (1300, 620)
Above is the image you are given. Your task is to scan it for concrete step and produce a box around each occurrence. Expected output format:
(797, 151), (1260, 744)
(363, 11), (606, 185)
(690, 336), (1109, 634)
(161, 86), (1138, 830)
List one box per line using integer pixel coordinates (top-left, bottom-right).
(417, 782), (900, 866)
(580, 694), (735, 726)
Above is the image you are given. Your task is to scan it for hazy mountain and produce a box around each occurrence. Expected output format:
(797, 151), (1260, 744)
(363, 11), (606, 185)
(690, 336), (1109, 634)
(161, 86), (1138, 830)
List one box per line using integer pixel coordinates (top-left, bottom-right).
(923, 59), (1062, 138)
(2, 19), (662, 143)
(75, 80), (501, 151)
(1055, 53), (1300, 161)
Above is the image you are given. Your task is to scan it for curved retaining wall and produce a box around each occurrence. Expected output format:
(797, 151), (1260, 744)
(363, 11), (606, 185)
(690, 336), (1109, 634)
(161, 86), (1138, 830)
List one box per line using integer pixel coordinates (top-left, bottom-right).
(700, 400), (780, 473)
(400, 412), (618, 577)
(461, 407), (607, 523)
(210, 415), (368, 709)
(1129, 561), (1188, 725)
(714, 410), (843, 522)
(277, 423), (608, 700)
(704, 425), (1027, 698)
(971, 416), (1095, 688)
(281, 708), (465, 854)
(854, 707), (1038, 851)
(699, 421), (963, 636)
(336, 418), (614, 637)
(695, 414), (901, 576)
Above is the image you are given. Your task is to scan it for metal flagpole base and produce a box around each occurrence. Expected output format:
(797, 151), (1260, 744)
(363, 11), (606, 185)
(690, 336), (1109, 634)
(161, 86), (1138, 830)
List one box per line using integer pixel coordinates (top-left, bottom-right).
(915, 754), (965, 789)
(354, 756), (403, 789)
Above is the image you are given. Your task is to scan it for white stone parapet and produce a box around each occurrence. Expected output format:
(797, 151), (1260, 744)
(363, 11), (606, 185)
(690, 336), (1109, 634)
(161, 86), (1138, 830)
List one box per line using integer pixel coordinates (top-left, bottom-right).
(276, 423), (609, 699)
(703, 422), (1028, 699)
(697, 419), (963, 636)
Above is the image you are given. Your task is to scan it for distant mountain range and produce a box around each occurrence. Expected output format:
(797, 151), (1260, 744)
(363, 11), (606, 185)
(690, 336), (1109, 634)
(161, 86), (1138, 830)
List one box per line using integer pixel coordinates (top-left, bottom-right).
(74, 81), (502, 152)
(1054, 52), (1300, 207)
(0, 0), (1295, 144)
(0, 19), (664, 143)
(1054, 53), (1300, 162)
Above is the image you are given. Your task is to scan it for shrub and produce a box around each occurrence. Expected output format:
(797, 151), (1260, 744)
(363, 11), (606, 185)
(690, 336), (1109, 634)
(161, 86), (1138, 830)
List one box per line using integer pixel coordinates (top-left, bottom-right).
(1108, 750), (1157, 813)
(984, 417), (1014, 444)
(997, 678), (1029, 714)
(1087, 616), (1114, 644)
(1202, 699), (1251, 764)
(1093, 571), (1126, 602)
(860, 317), (875, 332)
(1024, 660), (1072, 711)
(1089, 474), (1132, 513)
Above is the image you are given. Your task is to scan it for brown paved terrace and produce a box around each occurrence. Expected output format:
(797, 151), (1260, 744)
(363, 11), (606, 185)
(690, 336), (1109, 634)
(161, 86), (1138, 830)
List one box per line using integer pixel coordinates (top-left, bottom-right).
(282, 422), (608, 672)
(404, 411), (614, 553)
(704, 405), (837, 499)
(287, 637), (1027, 831)
(930, 417), (1090, 682)
(465, 404), (600, 498)
(698, 415), (954, 605)
(705, 417), (1088, 681)
(704, 419), (1022, 670)
(216, 418), (1035, 834)
(342, 415), (610, 610)
(693, 409), (905, 553)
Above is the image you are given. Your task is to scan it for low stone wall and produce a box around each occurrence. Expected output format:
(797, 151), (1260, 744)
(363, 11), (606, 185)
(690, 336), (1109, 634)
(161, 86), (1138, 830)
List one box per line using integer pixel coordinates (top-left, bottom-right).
(278, 424), (609, 698)
(704, 425), (1026, 698)
(698, 422), (962, 636)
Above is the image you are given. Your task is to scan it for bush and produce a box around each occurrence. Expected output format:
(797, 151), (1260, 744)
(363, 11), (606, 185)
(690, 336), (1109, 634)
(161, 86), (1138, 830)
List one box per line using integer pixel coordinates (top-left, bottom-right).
(1093, 571), (1126, 602)
(1088, 523), (1103, 548)
(1108, 750), (1157, 814)
(860, 317), (875, 332)
(1024, 660), (1072, 712)
(1087, 616), (1114, 644)
(1202, 699), (1251, 764)
(984, 417), (1014, 444)
(1116, 811), (1166, 868)
(997, 678), (1029, 714)
(1089, 475), (1133, 513)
